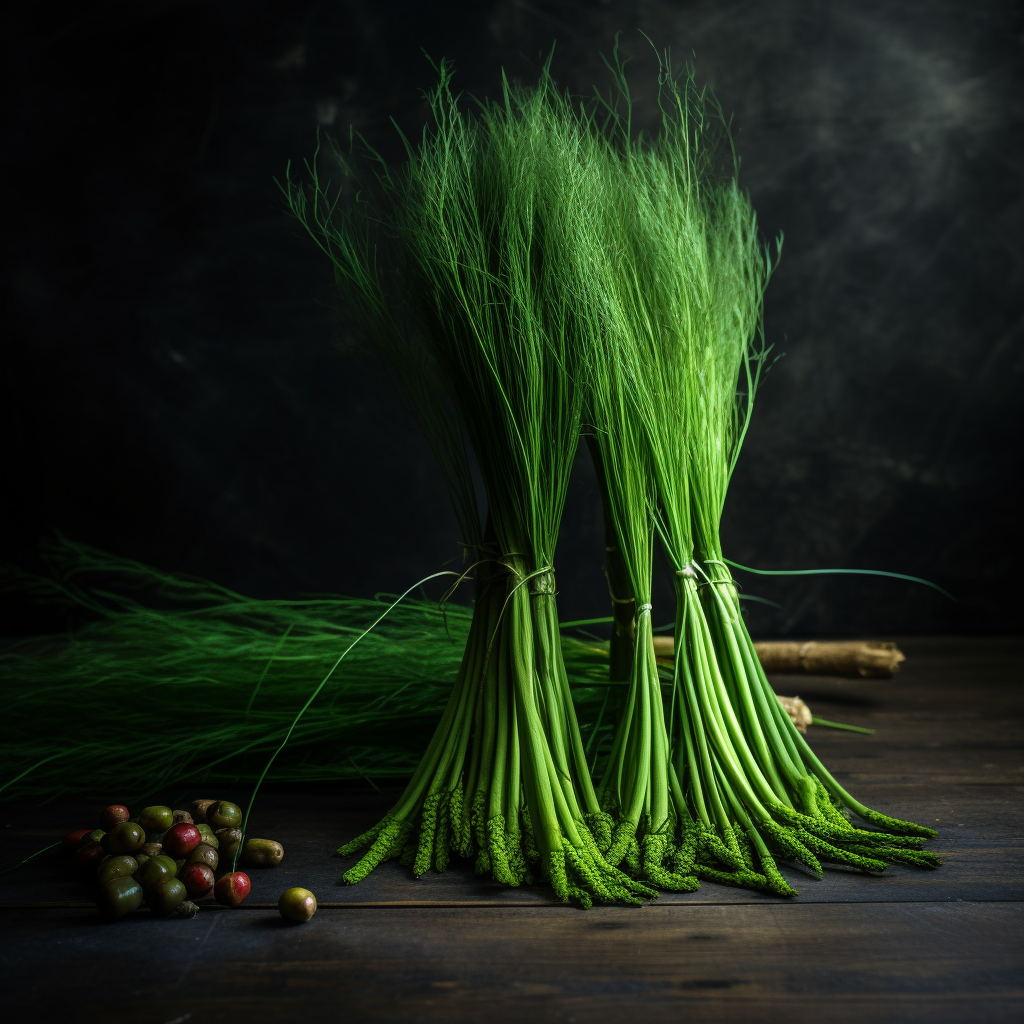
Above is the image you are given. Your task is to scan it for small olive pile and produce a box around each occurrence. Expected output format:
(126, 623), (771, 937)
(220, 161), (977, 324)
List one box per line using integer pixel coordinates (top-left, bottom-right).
(62, 798), (291, 921)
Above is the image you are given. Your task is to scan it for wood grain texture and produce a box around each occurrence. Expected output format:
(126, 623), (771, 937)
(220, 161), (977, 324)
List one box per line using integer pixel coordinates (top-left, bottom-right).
(1, 636), (1021, 1020)
(2, 903), (1022, 1023)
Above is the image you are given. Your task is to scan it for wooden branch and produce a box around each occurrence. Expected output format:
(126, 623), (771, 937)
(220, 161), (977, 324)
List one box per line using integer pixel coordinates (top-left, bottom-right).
(650, 637), (905, 678)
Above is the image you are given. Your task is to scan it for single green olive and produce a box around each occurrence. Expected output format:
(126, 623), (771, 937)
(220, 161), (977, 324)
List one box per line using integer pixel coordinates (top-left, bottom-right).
(135, 853), (151, 868)
(215, 827), (242, 860)
(135, 854), (178, 888)
(196, 825), (218, 848)
(186, 843), (219, 871)
(147, 877), (187, 915)
(241, 838), (284, 867)
(102, 821), (146, 855)
(97, 876), (144, 920)
(97, 854), (138, 884)
(278, 887), (316, 923)
(84, 829), (106, 845)
(138, 805), (174, 832)
(206, 800), (242, 830)
(190, 798), (217, 824)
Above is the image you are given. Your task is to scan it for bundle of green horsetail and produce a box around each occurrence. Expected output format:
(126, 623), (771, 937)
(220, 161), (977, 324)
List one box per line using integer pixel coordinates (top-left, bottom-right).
(0, 539), (616, 803)
(571, 160), (690, 891)
(288, 63), (660, 907)
(572, 56), (938, 894)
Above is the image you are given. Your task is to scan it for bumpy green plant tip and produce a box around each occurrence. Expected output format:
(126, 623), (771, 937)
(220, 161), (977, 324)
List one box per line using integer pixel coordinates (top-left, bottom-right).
(337, 790), (659, 907)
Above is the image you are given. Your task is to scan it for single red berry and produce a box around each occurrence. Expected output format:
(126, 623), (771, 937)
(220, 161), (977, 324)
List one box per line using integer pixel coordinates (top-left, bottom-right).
(214, 871), (251, 906)
(74, 841), (105, 869)
(163, 822), (201, 857)
(99, 805), (130, 830)
(179, 862), (215, 899)
(62, 828), (92, 856)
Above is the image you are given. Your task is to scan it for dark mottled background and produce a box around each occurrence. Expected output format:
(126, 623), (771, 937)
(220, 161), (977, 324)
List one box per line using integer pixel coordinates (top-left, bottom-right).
(3, 0), (1022, 637)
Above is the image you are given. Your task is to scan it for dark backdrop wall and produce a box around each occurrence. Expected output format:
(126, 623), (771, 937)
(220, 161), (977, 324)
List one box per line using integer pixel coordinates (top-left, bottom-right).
(3, 0), (1022, 637)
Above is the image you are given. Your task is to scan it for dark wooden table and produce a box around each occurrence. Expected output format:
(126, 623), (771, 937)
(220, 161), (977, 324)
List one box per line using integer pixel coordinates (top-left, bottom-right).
(2, 636), (1022, 1022)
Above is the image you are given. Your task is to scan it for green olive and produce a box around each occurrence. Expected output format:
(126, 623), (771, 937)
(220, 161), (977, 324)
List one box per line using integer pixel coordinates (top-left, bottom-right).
(85, 829), (106, 845)
(97, 855), (138, 884)
(215, 827), (242, 860)
(206, 801), (242, 830)
(139, 842), (163, 858)
(102, 821), (146, 855)
(186, 843), (219, 871)
(138, 805), (174, 831)
(242, 838), (284, 867)
(147, 877), (187, 915)
(135, 853), (151, 868)
(136, 854), (178, 888)
(97, 876), (144, 920)
(278, 887), (316, 923)
(196, 825), (218, 848)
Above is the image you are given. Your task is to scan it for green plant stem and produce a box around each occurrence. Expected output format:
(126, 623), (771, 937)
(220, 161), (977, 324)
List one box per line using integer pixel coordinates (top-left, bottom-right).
(812, 718), (875, 735)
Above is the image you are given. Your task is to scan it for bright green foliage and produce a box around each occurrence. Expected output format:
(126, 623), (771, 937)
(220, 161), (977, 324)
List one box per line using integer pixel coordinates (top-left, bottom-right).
(571, 53), (937, 895)
(286, 62), (655, 905)
(568, 138), (692, 889)
(0, 540), (617, 803)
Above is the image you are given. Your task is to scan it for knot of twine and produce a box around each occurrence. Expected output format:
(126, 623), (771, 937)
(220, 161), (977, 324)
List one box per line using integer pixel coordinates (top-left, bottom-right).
(636, 602), (653, 616)
(529, 568), (557, 596)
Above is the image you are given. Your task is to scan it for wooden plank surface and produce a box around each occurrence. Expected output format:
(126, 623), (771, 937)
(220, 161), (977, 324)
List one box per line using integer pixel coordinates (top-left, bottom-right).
(1, 636), (1022, 1021)
(2, 903), (1022, 1023)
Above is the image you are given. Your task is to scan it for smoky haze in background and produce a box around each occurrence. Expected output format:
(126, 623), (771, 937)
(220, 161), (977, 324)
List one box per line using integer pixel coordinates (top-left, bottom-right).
(3, 0), (1022, 637)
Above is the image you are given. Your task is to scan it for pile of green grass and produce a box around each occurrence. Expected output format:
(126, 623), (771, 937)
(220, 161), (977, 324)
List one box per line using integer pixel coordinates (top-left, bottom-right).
(1, 539), (616, 804)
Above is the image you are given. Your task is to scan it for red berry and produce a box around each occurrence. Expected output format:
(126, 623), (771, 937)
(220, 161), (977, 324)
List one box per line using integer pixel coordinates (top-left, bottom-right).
(214, 871), (250, 906)
(179, 862), (215, 899)
(99, 805), (130, 830)
(62, 828), (92, 856)
(74, 841), (105, 869)
(163, 823), (201, 857)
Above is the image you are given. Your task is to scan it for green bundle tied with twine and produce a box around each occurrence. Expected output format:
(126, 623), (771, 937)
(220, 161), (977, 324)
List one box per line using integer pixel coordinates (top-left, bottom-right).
(573, 52), (939, 894)
(288, 62), (654, 905)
